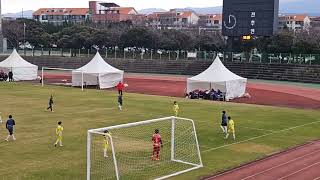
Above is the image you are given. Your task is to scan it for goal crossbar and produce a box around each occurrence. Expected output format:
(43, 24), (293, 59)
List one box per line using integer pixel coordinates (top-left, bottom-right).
(41, 67), (84, 91)
(87, 116), (203, 180)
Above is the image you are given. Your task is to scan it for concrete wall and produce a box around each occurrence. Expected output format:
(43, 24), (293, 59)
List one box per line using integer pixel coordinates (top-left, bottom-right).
(1, 56), (319, 83)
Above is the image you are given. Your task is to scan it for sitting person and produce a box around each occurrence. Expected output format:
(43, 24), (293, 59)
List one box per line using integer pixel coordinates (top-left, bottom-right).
(4, 73), (8, 81)
(0, 70), (4, 81)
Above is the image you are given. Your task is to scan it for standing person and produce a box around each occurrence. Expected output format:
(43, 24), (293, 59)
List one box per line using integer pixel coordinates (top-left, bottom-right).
(54, 121), (63, 147)
(225, 116), (236, 141)
(151, 129), (163, 161)
(116, 81), (125, 95)
(118, 95), (123, 111)
(220, 111), (228, 134)
(103, 130), (111, 158)
(173, 101), (179, 117)
(8, 71), (13, 82)
(47, 95), (54, 112)
(5, 115), (16, 141)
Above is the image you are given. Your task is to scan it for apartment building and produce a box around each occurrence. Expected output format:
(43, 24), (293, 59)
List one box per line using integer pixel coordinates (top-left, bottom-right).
(33, 8), (90, 25)
(278, 14), (311, 31)
(198, 14), (222, 29)
(89, 1), (144, 24)
(310, 17), (320, 30)
(148, 9), (199, 28)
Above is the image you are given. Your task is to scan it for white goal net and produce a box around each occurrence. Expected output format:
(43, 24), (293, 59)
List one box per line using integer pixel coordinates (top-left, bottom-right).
(87, 116), (203, 180)
(41, 67), (84, 91)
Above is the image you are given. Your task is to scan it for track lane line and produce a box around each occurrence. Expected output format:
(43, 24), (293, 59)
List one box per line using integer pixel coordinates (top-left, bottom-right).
(240, 149), (320, 180)
(277, 161), (320, 180)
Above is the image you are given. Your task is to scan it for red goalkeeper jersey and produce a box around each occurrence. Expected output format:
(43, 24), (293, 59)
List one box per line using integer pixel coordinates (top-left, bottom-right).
(152, 134), (162, 147)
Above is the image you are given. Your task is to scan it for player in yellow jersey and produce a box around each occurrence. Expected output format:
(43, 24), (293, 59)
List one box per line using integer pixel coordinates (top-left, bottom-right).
(54, 121), (63, 147)
(173, 101), (179, 117)
(103, 130), (111, 158)
(225, 116), (236, 141)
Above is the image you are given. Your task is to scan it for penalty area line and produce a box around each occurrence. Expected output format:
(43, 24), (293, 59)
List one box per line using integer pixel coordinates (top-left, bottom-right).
(202, 120), (320, 153)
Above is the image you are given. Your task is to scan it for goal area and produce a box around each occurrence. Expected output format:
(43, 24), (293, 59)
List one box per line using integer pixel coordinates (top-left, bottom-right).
(87, 116), (203, 180)
(41, 67), (84, 91)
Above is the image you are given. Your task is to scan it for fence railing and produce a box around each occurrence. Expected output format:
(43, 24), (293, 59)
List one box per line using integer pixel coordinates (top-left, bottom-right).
(1, 48), (320, 65)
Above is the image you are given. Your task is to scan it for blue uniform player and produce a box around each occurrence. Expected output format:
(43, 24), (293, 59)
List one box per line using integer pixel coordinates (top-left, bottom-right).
(220, 111), (228, 134)
(5, 115), (16, 141)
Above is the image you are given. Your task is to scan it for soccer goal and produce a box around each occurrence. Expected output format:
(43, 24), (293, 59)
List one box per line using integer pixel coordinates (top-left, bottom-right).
(87, 116), (203, 180)
(41, 67), (84, 91)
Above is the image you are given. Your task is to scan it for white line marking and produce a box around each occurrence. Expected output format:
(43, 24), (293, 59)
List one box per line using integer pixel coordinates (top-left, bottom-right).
(278, 161), (320, 180)
(239, 126), (275, 132)
(203, 120), (320, 153)
(240, 149), (320, 180)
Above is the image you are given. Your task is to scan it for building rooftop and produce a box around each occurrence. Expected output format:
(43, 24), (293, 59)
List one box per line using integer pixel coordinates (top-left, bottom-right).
(33, 8), (89, 16)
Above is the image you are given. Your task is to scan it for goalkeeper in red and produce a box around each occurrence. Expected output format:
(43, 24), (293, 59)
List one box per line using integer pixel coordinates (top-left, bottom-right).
(151, 129), (163, 161)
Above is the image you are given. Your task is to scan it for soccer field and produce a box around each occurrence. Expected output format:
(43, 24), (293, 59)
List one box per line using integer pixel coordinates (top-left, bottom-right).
(0, 82), (320, 180)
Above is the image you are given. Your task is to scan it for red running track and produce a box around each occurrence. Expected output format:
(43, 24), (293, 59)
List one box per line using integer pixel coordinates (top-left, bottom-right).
(204, 140), (320, 180)
(42, 73), (320, 109)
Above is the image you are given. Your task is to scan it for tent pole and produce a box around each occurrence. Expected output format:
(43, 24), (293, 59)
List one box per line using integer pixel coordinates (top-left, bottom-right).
(81, 71), (84, 91)
(41, 67), (44, 87)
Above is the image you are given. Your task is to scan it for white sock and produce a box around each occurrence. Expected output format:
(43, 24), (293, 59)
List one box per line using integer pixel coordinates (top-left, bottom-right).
(233, 133), (236, 140)
(225, 133), (229, 139)
(220, 126), (225, 133)
(5, 135), (10, 140)
(224, 127), (228, 134)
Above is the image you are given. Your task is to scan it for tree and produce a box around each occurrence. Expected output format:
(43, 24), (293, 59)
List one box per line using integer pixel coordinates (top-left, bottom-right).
(159, 30), (195, 51)
(196, 33), (225, 51)
(119, 27), (155, 49)
(16, 19), (52, 48)
(3, 21), (23, 48)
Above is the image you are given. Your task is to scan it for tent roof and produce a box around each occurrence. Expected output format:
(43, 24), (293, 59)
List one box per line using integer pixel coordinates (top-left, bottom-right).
(0, 49), (38, 68)
(75, 52), (123, 74)
(188, 56), (246, 83)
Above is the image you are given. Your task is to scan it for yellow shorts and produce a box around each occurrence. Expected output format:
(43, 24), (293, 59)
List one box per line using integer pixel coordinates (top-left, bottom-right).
(228, 128), (235, 133)
(103, 143), (109, 150)
(57, 135), (62, 141)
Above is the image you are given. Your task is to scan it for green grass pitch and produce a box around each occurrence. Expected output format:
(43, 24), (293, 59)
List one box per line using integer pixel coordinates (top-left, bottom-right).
(0, 82), (320, 180)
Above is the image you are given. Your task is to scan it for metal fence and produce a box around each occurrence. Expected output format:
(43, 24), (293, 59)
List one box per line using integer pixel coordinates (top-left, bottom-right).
(1, 48), (320, 65)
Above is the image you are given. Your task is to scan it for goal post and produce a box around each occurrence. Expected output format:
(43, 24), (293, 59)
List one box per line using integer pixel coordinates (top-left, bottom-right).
(87, 116), (203, 180)
(41, 67), (84, 91)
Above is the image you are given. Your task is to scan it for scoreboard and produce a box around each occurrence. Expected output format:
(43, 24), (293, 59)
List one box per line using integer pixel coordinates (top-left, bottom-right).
(222, 0), (279, 37)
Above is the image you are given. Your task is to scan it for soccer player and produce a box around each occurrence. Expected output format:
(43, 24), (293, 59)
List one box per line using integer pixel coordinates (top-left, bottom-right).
(54, 121), (63, 147)
(116, 81), (125, 95)
(47, 95), (54, 112)
(5, 115), (16, 141)
(225, 116), (236, 141)
(152, 129), (163, 161)
(220, 111), (228, 134)
(173, 101), (179, 117)
(118, 95), (123, 111)
(103, 130), (111, 158)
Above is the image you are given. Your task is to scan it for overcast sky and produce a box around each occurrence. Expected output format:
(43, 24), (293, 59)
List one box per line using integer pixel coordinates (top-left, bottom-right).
(2, 0), (297, 14)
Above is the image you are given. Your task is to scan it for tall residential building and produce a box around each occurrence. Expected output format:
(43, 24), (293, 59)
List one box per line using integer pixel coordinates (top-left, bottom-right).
(278, 14), (311, 31)
(89, 1), (144, 24)
(33, 8), (90, 25)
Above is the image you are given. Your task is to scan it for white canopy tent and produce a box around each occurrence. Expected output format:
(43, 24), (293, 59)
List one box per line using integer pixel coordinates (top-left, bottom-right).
(187, 56), (247, 100)
(72, 52), (124, 89)
(0, 49), (38, 81)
